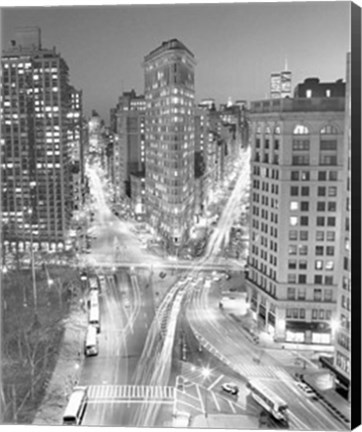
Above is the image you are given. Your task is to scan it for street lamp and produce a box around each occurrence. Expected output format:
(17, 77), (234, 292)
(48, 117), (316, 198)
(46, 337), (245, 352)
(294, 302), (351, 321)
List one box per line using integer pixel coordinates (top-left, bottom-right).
(201, 367), (211, 418)
(27, 208), (37, 314)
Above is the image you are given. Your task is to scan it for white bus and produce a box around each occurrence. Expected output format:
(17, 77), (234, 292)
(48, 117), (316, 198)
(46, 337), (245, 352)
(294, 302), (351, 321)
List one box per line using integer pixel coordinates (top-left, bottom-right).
(89, 276), (99, 291)
(62, 386), (88, 425)
(89, 304), (100, 333)
(89, 289), (99, 309)
(84, 325), (98, 357)
(247, 379), (289, 423)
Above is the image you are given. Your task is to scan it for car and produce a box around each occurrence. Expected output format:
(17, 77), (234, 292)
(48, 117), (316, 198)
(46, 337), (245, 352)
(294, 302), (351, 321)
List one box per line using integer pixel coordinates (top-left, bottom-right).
(296, 382), (318, 400)
(221, 382), (239, 395)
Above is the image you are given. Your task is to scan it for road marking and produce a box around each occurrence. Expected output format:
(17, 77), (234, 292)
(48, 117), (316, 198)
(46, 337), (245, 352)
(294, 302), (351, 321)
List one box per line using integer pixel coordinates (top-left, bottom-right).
(228, 399), (236, 413)
(196, 385), (205, 414)
(207, 374), (224, 391)
(211, 391), (221, 411)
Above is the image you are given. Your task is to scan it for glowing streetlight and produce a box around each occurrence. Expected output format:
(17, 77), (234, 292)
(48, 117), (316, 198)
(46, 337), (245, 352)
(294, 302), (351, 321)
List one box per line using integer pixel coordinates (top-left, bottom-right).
(201, 366), (211, 379)
(48, 278), (54, 287)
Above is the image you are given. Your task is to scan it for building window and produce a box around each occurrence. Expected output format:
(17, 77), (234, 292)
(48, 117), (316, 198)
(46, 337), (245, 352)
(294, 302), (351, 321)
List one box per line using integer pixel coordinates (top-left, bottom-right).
(317, 202), (326, 211)
(289, 245), (297, 255)
(315, 260), (323, 270)
(293, 125), (309, 135)
(325, 260), (334, 270)
(318, 187), (326, 196)
(293, 140), (310, 151)
(314, 275), (323, 284)
(326, 231), (335, 241)
(315, 246), (324, 256)
(318, 171), (327, 181)
(328, 187), (337, 197)
(301, 187), (309, 196)
(319, 309), (325, 319)
(314, 289), (322, 301)
(289, 230), (298, 240)
(290, 216), (298, 226)
(306, 90), (312, 98)
(299, 245), (308, 255)
(292, 155), (310, 166)
(300, 202), (309, 211)
(316, 217), (325, 226)
(290, 186), (298, 196)
(320, 155), (337, 165)
(312, 309), (318, 319)
(287, 287), (296, 300)
(329, 171), (338, 181)
(327, 217), (336, 227)
(328, 202), (336, 211)
(298, 287), (306, 300)
(316, 231), (324, 241)
(290, 201), (299, 211)
(300, 217), (309, 226)
(288, 274), (297, 284)
(291, 171), (299, 180)
(298, 274), (306, 284)
(320, 125), (338, 135)
(301, 171), (310, 181)
(324, 289), (333, 301)
(320, 140), (337, 151)
(288, 259), (297, 269)
(300, 231), (308, 241)
(325, 276), (333, 285)
(299, 309), (306, 319)
(326, 246), (335, 256)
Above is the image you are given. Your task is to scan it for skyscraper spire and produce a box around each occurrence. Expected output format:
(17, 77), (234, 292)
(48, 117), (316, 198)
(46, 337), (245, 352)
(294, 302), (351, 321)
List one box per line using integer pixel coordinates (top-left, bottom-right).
(285, 57), (289, 71)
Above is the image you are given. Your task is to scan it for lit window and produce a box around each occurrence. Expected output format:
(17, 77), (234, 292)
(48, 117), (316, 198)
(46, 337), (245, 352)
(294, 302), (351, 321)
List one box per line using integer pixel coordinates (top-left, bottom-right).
(290, 201), (299, 211)
(290, 217), (298, 226)
(325, 261), (334, 270)
(315, 260), (323, 270)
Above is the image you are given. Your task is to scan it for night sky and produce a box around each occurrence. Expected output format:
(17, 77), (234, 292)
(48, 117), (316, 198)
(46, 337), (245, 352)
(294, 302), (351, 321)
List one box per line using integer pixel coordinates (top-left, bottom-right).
(2, 1), (350, 123)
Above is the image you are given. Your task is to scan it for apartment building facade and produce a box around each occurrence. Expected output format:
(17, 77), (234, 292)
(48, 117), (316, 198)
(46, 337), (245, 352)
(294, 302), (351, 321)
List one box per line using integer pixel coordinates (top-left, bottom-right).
(246, 87), (346, 345)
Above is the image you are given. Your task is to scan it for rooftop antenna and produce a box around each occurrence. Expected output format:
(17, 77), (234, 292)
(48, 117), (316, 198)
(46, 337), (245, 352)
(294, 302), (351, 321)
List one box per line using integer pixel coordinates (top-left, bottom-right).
(284, 57), (289, 71)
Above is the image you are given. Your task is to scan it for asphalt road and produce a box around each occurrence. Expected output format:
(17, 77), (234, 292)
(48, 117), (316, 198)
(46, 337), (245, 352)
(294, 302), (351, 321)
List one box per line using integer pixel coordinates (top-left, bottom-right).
(80, 269), (157, 426)
(185, 274), (348, 431)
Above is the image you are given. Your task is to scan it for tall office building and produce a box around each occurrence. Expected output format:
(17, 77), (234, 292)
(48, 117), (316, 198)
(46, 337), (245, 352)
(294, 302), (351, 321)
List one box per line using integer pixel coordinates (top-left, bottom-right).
(270, 67), (292, 99)
(67, 86), (84, 211)
(247, 79), (346, 345)
(143, 39), (196, 251)
(111, 90), (146, 198)
(1, 27), (73, 253)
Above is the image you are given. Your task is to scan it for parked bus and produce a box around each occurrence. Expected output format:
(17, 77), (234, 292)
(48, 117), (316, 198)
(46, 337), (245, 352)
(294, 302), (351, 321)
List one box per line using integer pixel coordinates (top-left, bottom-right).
(84, 325), (98, 357)
(89, 276), (99, 291)
(62, 386), (88, 425)
(247, 379), (289, 424)
(89, 304), (100, 333)
(88, 289), (99, 309)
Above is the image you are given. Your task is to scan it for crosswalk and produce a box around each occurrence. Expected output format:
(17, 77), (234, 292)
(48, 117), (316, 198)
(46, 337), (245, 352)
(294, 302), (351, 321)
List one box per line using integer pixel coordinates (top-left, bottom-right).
(238, 364), (292, 381)
(88, 385), (175, 402)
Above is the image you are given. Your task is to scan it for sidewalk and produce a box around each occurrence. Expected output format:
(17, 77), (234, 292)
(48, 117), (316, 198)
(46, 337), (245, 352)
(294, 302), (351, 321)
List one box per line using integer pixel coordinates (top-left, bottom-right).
(191, 413), (258, 429)
(32, 302), (87, 425)
(302, 371), (350, 425)
(206, 298), (351, 426)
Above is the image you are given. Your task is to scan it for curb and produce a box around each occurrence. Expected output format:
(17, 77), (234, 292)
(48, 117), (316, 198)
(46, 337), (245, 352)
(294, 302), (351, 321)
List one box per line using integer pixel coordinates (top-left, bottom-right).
(300, 377), (350, 425)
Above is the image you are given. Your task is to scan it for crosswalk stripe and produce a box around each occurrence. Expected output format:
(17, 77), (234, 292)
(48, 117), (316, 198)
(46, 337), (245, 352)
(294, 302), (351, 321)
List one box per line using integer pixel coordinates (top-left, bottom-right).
(87, 385), (176, 401)
(228, 399), (236, 414)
